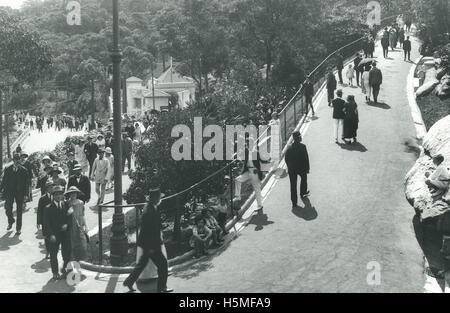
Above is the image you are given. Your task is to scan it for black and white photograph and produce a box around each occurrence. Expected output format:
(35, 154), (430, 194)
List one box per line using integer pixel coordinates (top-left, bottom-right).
(0, 0), (449, 297)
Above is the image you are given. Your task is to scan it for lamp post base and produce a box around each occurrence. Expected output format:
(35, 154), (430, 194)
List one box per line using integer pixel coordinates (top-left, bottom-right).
(110, 211), (128, 266)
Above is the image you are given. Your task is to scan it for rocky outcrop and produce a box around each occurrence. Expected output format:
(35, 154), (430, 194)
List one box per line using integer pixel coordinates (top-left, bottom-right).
(405, 115), (450, 220)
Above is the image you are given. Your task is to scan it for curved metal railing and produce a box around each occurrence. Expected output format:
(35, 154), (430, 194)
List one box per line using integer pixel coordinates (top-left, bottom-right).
(94, 15), (399, 265)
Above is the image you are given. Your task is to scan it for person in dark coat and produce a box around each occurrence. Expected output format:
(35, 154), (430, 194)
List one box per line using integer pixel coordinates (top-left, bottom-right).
(122, 133), (133, 173)
(67, 164), (91, 204)
(403, 36), (412, 61)
(285, 131), (310, 208)
(343, 95), (359, 144)
(332, 89), (346, 143)
(369, 62), (383, 103)
(123, 188), (173, 293)
(66, 152), (78, 178)
(37, 181), (54, 259)
(353, 53), (363, 87)
(20, 153), (34, 207)
(37, 165), (53, 196)
(365, 36), (375, 58)
(303, 77), (315, 116)
(84, 136), (99, 177)
(398, 28), (405, 48)
(381, 28), (390, 58)
(0, 154), (29, 234)
(43, 185), (73, 280)
(335, 53), (344, 84)
(326, 71), (337, 106)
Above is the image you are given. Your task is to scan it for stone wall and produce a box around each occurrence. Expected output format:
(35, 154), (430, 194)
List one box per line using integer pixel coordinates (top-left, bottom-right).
(405, 115), (450, 220)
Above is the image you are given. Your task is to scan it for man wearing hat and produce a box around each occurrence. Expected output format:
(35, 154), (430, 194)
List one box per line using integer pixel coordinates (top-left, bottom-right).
(50, 165), (67, 191)
(105, 131), (114, 154)
(0, 154), (29, 234)
(66, 151), (78, 178)
(68, 164), (91, 204)
(122, 132), (133, 173)
(37, 164), (53, 196)
(43, 185), (73, 280)
(285, 131), (310, 209)
(84, 135), (99, 177)
(90, 148), (111, 206)
(20, 153), (34, 207)
(37, 181), (54, 259)
(124, 188), (173, 293)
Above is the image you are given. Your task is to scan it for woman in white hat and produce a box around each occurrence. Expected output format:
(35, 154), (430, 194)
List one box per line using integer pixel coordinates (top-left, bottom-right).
(65, 186), (88, 261)
(104, 147), (114, 190)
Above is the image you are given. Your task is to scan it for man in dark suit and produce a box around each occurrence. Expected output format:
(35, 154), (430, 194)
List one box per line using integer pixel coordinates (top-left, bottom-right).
(84, 136), (98, 177)
(403, 36), (412, 61)
(335, 53), (344, 84)
(66, 152), (78, 178)
(285, 131), (310, 209)
(36, 165), (53, 196)
(43, 185), (72, 280)
(67, 164), (91, 203)
(354, 53), (363, 86)
(123, 188), (173, 293)
(369, 62), (383, 104)
(303, 77), (315, 116)
(37, 181), (54, 259)
(0, 154), (29, 234)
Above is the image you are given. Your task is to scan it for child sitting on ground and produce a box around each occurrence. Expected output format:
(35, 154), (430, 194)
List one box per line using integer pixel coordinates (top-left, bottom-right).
(202, 208), (224, 246)
(190, 215), (212, 258)
(214, 197), (229, 235)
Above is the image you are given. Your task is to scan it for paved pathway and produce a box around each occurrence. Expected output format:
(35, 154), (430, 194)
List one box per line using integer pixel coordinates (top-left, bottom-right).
(0, 32), (432, 292)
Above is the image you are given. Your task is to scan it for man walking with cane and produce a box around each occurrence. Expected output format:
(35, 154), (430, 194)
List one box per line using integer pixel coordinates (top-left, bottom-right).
(285, 131), (310, 209)
(123, 188), (173, 293)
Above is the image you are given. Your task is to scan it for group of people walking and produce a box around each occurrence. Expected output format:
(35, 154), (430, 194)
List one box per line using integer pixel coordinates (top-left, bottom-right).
(381, 24), (413, 61)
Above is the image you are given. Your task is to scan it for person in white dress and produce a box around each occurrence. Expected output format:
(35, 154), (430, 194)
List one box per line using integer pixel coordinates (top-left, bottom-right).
(362, 64), (372, 102)
(74, 139), (89, 175)
(104, 147), (115, 190)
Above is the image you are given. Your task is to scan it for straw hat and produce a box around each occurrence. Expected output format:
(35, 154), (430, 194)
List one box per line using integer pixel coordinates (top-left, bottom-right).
(65, 186), (82, 196)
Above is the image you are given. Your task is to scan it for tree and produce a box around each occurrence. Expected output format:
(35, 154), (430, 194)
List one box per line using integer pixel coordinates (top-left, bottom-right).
(0, 8), (52, 85)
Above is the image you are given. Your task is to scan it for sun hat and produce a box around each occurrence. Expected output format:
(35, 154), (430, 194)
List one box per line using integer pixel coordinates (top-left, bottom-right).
(64, 186), (81, 196)
(105, 147), (112, 154)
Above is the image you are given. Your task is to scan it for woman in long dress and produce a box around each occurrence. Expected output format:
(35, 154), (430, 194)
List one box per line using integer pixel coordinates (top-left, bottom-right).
(362, 64), (372, 102)
(343, 95), (359, 144)
(74, 139), (89, 175)
(268, 112), (285, 177)
(65, 186), (88, 261)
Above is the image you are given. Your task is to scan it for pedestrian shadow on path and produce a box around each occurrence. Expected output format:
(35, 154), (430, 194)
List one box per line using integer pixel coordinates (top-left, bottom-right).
(0, 231), (22, 251)
(31, 258), (51, 273)
(338, 142), (368, 153)
(248, 209), (274, 231)
(39, 278), (76, 293)
(367, 101), (391, 110)
(291, 198), (318, 221)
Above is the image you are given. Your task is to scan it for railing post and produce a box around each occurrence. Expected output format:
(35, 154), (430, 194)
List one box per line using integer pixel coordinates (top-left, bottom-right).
(283, 110), (287, 144)
(98, 205), (103, 266)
